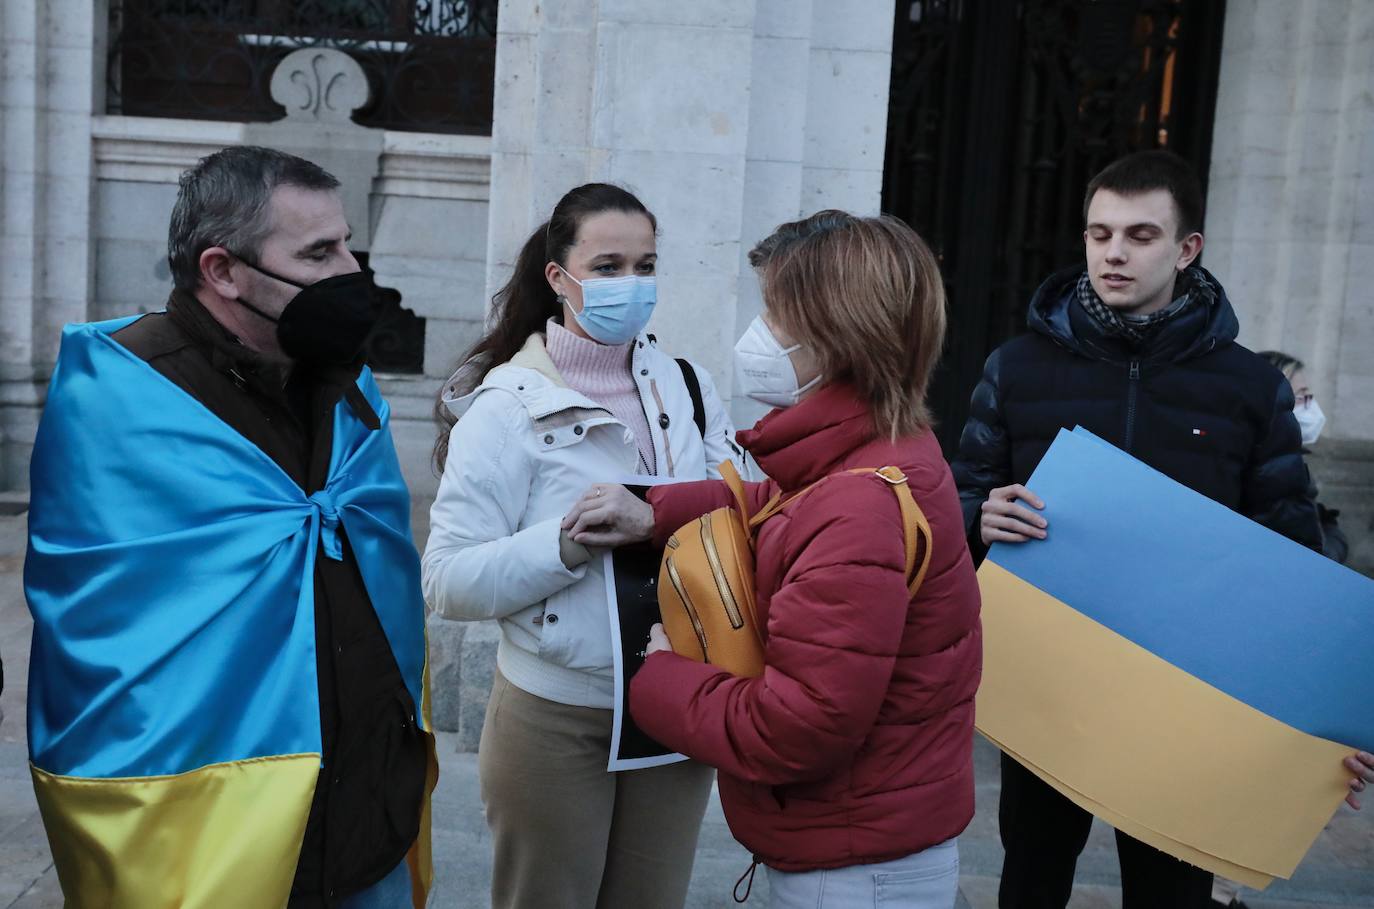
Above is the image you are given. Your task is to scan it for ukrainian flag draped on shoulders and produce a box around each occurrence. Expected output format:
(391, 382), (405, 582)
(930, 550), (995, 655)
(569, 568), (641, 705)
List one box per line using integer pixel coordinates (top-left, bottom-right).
(24, 317), (435, 909)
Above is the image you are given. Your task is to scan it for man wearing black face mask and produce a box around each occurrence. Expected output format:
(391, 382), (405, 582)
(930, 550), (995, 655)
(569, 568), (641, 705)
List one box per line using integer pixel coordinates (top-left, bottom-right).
(25, 146), (433, 908)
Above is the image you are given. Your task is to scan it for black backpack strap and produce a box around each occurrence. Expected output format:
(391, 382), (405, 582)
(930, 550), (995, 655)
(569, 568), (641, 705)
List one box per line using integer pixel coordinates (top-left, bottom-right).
(675, 358), (706, 439)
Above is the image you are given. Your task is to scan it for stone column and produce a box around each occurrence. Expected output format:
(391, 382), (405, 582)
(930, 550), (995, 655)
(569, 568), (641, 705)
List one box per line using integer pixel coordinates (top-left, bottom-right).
(0, 0), (99, 490)
(1204, 0), (1374, 443)
(1204, 0), (1374, 576)
(485, 0), (896, 418)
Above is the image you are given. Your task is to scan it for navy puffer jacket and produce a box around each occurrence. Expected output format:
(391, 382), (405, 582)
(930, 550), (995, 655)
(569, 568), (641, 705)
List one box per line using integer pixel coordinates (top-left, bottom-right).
(952, 265), (1321, 560)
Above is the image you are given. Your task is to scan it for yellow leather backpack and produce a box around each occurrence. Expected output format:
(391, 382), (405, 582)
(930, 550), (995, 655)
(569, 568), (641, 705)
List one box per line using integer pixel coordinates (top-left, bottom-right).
(658, 461), (932, 678)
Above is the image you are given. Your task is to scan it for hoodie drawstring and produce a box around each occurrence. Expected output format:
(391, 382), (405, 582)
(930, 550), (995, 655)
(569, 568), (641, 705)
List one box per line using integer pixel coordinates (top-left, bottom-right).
(733, 857), (760, 903)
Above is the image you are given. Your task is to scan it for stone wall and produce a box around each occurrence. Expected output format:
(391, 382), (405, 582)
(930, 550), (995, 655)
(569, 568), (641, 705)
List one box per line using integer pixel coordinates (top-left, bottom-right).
(1205, 0), (1374, 576)
(1205, 0), (1374, 443)
(0, 0), (99, 490)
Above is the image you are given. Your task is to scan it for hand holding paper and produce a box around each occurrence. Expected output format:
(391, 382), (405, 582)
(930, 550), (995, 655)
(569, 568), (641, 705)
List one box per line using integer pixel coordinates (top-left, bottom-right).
(979, 483), (1048, 545)
(977, 427), (1374, 890)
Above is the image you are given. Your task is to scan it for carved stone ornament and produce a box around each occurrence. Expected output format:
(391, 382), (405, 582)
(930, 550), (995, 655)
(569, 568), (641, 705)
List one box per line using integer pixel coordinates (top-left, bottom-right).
(269, 48), (371, 125)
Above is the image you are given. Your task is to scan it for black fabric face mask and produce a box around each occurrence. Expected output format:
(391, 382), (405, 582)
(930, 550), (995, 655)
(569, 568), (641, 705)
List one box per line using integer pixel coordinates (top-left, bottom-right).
(232, 257), (381, 366)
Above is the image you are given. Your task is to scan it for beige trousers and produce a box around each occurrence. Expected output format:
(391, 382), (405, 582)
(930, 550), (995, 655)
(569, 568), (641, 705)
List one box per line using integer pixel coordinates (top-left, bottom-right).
(478, 669), (715, 909)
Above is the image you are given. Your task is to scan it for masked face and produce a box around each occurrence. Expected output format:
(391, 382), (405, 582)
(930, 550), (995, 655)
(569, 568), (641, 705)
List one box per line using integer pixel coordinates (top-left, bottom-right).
(733, 315), (821, 408)
(558, 268), (657, 345)
(1295, 398), (1326, 446)
(234, 259), (381, 366)
(548, 209), (659, 346)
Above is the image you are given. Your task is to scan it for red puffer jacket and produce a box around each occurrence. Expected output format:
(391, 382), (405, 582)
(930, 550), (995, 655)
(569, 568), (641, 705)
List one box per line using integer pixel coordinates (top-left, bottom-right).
(630, 383), (982, 872)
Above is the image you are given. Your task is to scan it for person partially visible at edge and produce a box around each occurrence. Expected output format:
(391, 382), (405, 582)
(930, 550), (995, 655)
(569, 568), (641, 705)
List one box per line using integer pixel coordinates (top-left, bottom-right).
(561, 211), (982, 909)
(1257, 350), (1348, 564)
(421, 183), (748, 909)
(949, 149), (1374, 909)
(25, 146), (432, 908)
(1210, 348), (1350, 909)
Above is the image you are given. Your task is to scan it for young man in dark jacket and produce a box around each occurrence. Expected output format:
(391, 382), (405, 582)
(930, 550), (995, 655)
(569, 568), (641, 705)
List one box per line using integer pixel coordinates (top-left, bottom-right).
(951, 150), (1374, 908)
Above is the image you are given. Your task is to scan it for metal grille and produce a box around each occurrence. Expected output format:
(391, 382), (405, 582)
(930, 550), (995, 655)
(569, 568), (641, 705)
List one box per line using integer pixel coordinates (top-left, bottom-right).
(107, 0), (498, 134)
(883, 0), (1226, 452)
(359, 255), (426, 375)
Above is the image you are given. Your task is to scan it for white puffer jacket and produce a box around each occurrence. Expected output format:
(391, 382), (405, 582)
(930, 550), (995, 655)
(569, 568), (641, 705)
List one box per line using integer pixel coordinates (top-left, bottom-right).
(422, 331), (747, 708)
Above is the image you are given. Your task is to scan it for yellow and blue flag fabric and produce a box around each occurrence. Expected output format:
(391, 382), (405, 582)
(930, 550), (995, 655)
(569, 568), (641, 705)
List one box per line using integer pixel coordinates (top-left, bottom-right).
(977, 427), (1372, 889)
(24, 318), (435, 909)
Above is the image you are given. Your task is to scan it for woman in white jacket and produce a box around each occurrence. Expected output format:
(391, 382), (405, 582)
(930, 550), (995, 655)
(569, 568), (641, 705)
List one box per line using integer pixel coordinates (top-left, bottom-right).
(423, 183), (745, 909)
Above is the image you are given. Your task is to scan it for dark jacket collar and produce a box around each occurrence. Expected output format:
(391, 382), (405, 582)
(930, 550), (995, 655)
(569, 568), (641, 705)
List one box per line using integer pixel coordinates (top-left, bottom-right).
(165, 289), (377, 429)
(1027, 264), (1237, 364)
(737, 383), (877, 491)
(167, 289), (295, 401)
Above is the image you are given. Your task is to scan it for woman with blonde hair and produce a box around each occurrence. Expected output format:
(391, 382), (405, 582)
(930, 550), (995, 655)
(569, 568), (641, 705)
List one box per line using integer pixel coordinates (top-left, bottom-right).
(562, 210), (982, 908)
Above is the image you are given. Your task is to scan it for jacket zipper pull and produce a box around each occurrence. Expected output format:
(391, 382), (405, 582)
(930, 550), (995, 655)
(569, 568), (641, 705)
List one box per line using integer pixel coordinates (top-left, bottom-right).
(1129, 360), (1140, 381)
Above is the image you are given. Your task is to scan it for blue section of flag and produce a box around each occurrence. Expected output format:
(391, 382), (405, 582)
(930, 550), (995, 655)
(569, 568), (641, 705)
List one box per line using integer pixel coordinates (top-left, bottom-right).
(989, 427), (1374, 751)
(25, 318), (427, 778)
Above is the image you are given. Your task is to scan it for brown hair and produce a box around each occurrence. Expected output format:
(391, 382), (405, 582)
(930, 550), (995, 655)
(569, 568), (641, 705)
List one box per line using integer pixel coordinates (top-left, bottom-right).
(750, 210), (946, 439)
(432, 183), (657, 473)
(1084, 150), (1204, 240)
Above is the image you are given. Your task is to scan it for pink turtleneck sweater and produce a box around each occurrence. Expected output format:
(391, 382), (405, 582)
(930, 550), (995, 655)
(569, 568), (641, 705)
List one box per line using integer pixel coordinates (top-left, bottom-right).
(545, 319), (657, 475)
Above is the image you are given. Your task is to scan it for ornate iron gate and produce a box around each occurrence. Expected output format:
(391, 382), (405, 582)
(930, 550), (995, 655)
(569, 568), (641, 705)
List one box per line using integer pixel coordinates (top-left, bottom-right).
(108, 0), (498, 135)
(883, 0), (1227, 453)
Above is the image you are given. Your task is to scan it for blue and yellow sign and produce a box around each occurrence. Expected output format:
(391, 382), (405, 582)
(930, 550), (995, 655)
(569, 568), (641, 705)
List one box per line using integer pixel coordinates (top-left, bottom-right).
(977, 427), (1372, 888)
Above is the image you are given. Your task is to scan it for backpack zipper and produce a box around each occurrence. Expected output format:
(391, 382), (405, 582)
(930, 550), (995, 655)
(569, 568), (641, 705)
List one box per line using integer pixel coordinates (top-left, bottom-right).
(665, 556), (709, 658)
(700, 513), (746, 629)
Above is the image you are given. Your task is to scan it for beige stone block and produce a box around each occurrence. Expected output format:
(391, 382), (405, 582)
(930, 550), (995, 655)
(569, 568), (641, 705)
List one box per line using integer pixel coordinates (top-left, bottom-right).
(598, 0), (754, 29)
(44, 0), (97, 49)
(529, 149), (595, 217)
(802, 49), (891, 171)
(42, 47), (96, 114)
(532, 27), (597, 151)
(645, 272), (739, 394)
(95, 180), (178, 243)
(746, 37), (810, 164)
(95, 237), (166, 314)
(483, 151), (535, 295)
(741, 159), (804, 254)
(755, 0), (813, 39)
(605, 149), (747, 278)
(801, 165), (883, 215)
(424, 316), (486, 381)
(592, 23), (752, 158)
(490, 33), (537, 155)
(811, 0), (895, 52)
(372, 196), (488, 263)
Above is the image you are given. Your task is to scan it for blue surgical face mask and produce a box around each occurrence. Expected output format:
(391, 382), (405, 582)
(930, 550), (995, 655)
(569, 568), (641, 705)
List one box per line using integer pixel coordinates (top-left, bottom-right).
(559, 267), (657, 345)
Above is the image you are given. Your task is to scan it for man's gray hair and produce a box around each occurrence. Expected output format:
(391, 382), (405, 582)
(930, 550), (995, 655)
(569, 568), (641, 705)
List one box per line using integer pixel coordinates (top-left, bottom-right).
(167, 146), (341, 292)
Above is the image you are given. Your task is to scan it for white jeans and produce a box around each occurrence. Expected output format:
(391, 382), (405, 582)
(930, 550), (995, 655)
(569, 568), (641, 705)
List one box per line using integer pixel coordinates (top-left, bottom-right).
(767, 839), (959, 909)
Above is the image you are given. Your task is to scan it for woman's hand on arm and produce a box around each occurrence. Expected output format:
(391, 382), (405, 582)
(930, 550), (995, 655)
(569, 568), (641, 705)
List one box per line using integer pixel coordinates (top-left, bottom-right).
(561, 484), (655, 548)
(646, 623), (672, 656)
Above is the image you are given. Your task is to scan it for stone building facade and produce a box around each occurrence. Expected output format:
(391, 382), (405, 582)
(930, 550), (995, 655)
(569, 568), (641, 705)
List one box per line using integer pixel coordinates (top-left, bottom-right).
(1, 1), (1370, 738)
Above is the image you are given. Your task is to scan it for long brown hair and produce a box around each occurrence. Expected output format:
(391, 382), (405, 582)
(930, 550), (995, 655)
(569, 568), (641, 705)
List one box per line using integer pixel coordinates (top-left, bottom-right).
(750, 210), (947, 439)
(432, 184), (657, 472)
